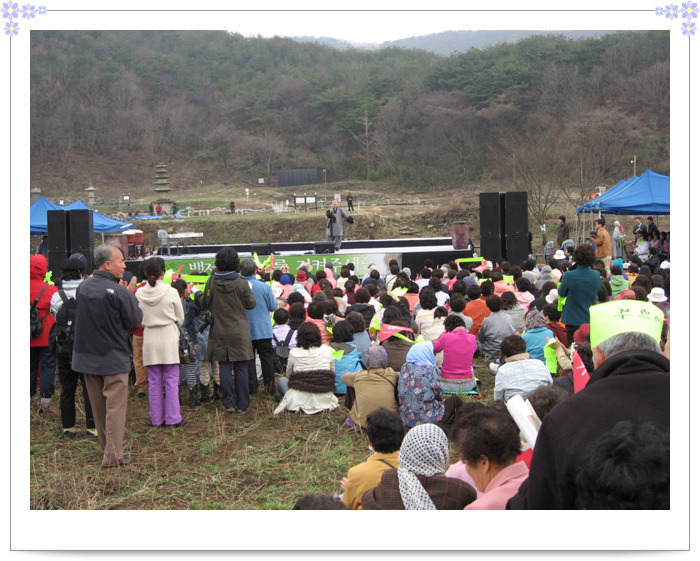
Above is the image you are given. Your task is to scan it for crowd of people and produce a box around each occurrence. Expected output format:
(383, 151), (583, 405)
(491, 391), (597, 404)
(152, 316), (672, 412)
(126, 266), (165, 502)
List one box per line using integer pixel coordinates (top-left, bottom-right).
(29, 226), (670, 508)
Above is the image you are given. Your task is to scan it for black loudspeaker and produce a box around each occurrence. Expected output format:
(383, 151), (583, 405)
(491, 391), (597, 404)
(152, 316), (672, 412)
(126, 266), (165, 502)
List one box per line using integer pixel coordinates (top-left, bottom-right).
(479, 192), (505, 237)
(47, 210), (69, 252)
(47, 250), (68, 277)
(479, 235), (506, 263)
(504, 191), (528, 236)
(314, 242), (335, 254)
(251, 243), (272, 256)
(506, 235), (530, 265)
(68, 209), (94, 272)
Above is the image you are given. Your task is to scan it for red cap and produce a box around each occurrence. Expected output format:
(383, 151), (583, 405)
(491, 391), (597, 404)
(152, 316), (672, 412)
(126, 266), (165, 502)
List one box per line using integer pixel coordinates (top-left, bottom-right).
(573, 323), (590, 344)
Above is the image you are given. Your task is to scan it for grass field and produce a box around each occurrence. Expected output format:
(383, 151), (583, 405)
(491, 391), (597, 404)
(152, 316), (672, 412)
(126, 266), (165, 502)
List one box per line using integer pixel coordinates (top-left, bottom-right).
(29, 358), (494, 510)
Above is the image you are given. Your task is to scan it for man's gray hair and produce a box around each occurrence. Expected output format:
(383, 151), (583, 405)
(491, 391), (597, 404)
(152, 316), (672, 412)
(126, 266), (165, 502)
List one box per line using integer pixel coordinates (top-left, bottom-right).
(94, 244), (122, 268)
(596, 332), (662, 359)
(239, 259), (256, 277)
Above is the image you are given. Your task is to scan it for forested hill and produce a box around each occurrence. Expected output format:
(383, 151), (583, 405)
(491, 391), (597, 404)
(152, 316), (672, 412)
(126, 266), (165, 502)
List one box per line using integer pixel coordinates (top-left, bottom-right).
(31, 30), (669, 203)
(293, 30), (614, 55)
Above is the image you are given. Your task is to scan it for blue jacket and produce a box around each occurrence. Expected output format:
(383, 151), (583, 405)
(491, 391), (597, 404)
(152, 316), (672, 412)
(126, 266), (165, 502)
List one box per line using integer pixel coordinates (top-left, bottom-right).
(557, 265), (601, 327)
(521, 327), (554, 365)
(242, 275), (278, 340)
(329, 342), (363, 395)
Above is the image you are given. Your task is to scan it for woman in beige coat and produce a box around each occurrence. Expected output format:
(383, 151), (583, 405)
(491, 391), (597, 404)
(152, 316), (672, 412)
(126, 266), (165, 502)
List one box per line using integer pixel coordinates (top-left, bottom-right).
(136, 257), (185, 427)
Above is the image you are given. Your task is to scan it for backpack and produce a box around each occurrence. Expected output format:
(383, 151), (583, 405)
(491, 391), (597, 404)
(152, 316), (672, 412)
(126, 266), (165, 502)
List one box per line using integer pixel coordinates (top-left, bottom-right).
(49, 290), (77, 359)
(30, 285), (50, 339)
(179, 326), (196, 364)
(272, 327), (295, 373)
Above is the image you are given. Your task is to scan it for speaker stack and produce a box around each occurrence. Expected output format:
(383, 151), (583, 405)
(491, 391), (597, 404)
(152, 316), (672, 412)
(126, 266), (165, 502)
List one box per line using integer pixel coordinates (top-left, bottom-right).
(478, 192), (506, 263)
(46, 209), (95, 275)
(478, 191), (529, 264)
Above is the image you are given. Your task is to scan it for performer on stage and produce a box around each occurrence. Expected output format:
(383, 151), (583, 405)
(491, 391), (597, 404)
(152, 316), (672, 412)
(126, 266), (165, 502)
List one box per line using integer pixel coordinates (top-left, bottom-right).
(326, 199), (353, 251)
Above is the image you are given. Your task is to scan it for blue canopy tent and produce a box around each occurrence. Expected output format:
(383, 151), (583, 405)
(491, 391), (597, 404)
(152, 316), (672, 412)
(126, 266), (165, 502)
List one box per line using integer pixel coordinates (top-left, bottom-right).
(576, 170), (670, 215)
(574, 170), (670, 244)
(30, 197), (133, 235)
(575, 176), (637, 213)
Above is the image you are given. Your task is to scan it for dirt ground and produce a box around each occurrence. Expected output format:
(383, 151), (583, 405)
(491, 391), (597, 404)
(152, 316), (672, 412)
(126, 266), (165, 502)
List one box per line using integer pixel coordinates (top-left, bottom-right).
(29, 357), (495, 510)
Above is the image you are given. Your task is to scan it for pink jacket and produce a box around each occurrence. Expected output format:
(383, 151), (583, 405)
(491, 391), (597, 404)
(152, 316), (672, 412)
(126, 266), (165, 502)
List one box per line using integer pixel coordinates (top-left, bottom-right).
(464, 461), (529, 510)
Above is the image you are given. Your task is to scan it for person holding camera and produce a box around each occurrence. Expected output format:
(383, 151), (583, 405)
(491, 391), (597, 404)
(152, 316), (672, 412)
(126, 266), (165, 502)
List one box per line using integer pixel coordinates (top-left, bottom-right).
(326, 199), (353, 251)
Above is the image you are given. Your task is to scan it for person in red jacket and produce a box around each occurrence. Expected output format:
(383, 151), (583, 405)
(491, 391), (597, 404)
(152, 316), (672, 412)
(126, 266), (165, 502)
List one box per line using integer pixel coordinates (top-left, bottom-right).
(30, 254), (58, 412)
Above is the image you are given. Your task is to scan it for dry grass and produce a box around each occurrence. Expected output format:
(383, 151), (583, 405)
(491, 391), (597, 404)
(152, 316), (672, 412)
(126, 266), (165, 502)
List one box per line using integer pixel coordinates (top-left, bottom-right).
(29, 358), (495, 510)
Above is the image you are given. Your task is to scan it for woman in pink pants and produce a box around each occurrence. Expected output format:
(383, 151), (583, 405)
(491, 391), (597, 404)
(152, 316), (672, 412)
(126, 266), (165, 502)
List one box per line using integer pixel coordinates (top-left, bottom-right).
(136, 257), (186, 427)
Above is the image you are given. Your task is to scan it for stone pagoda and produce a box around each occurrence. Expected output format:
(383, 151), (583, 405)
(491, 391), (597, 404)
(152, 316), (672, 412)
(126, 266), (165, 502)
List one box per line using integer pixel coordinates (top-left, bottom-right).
(153, 163), (175, 214)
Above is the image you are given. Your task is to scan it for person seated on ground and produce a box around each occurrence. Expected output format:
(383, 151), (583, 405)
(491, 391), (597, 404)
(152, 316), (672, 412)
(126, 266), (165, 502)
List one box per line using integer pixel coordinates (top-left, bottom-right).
(464, 284), (491, 337)
(444, 401), (488, 495)
(413, 287), (439, 335)
(573, 420), (669, 510)
(478, 295), (516, 360)
(514, 277), (535, 311)
(529, 281), (557, 312)
(292, 494), (348, 510)
(287, 300), (307, 331)
(447, 294), (474, 332)
(271, 308), (298, 373)
(521, 259), (539, 285)
(310, 270), (328, 295)
(491, 271), (515, 297)
(521, 308), (554, 365)
(384, 260), (401, 292)
(541, 303), (568, 347)
(328, 320), (363, 396)
(274, 322), (338, 415)
(608, 265), (629, 298)
(422, 306), (448, 344)
(345, 287), (376, 328)
(379, 315), (415, 372)
(344, 311), (371, 365)
(322, 298), (341, 330)
(455, 408), (529, 510)
(428, 276), (450, 307)
(361, 423), (477, 510)
(340, 408), (404, 509)
(493, 335), (553, 403)
(305, 301), (332, 345)
(397, 342), (468, 429)
(501, 291), (525, 334)
(534, 266), (555, 291)
(648, 287), (670, 318)
(432, 315), (478, 393)
(342, 347), (399, 429)
(343, 279), (357, 306)
(365, 283), (382, 314)
(402, 281), (420, 313)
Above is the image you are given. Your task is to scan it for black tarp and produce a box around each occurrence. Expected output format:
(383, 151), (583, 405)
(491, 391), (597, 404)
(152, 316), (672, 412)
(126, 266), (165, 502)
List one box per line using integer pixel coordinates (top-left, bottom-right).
(277, 168), (318, 187)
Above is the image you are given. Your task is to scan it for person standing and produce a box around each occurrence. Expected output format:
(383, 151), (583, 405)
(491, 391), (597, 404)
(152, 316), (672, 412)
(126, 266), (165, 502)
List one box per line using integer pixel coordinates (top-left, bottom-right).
(326, 199), (352, 251)
(589, 218), (612, 271)
(36, 235), (49, 258)
(346, 193), (354, 212)
(136, 257), (186, 428)
(612, 221), (625, 260)
(632, 217), (647, 236)
(49, 255), (96, 439)
(240, 259), (279, 396)
(72, 245), (142, 467)
(30, 254), (58, 412)
(556, 216), (570, 247)
(230, 199), (236, 215)
(646, 216), (659, 238)
(149, 203), (155, 216)
(195, 247), (256, 414)
(557, 243), (601, 345)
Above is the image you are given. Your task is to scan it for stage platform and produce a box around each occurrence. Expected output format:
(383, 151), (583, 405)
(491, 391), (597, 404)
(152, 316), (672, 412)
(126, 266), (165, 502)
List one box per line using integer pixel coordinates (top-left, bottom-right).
(125, 237), (476, 278)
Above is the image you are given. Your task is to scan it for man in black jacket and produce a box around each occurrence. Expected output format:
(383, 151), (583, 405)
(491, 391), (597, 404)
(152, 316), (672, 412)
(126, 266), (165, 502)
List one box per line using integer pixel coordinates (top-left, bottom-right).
(72, 245), (142, 468)
(511, 299), (669, 509)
